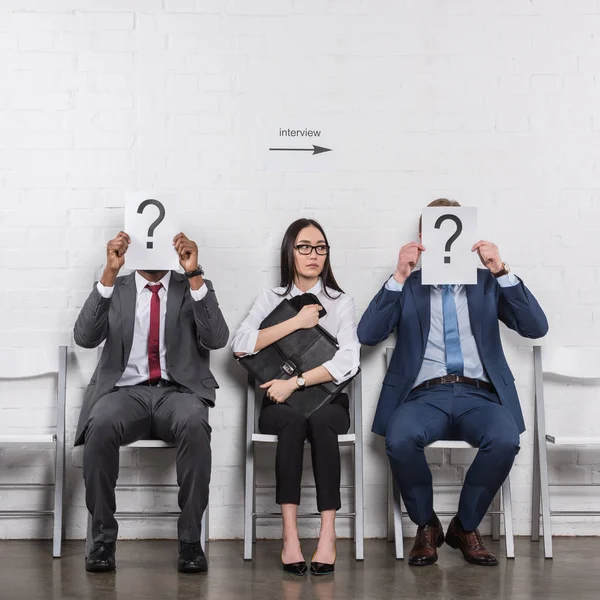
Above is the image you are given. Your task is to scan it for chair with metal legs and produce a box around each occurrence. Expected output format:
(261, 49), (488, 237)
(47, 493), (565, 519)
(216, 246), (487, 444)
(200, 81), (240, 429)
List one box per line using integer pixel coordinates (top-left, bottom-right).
(85, 439), (208, 555)
(0, 346), (67, 558)
(385, 347), (515, 559)
(531, 345), (600, 558)
(243, 370), (364, 560)
(85, 346), (208, 554)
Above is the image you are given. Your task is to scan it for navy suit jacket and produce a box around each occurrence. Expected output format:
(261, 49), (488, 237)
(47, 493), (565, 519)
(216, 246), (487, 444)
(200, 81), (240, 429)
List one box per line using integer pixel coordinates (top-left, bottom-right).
(358, 269), (548, 437)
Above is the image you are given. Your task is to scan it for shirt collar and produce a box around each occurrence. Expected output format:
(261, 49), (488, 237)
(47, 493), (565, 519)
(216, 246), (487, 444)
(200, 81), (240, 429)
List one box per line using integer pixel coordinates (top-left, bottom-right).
(135, 271), (171, 295)
(290, 278), (323, 298)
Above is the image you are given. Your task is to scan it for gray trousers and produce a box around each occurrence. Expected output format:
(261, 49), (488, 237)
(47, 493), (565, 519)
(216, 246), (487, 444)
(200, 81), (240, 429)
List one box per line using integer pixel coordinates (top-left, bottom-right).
(82, 384), (211, 545)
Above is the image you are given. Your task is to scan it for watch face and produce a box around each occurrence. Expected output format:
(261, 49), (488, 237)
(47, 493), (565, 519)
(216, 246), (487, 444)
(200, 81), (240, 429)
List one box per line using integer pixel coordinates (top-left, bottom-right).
(297, 377), (306, 387)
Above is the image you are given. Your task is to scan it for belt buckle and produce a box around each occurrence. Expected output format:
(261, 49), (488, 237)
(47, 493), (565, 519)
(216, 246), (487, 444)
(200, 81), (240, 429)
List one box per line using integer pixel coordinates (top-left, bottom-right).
(441, 374), (459, 384)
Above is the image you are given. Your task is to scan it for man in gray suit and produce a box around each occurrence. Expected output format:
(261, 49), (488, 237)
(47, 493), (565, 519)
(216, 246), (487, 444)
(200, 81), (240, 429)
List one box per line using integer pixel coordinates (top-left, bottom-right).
(74, 231), (229, 573)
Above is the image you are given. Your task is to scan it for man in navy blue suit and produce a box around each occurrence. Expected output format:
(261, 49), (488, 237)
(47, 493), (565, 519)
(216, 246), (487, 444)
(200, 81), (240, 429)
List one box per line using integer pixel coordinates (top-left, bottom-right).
(358, 199), (548, 566)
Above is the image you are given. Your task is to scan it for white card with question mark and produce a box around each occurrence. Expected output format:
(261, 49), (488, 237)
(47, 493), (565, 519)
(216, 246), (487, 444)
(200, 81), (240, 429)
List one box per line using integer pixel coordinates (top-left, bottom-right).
(124, 192), (181, 271)
(421, 206), (479, 285)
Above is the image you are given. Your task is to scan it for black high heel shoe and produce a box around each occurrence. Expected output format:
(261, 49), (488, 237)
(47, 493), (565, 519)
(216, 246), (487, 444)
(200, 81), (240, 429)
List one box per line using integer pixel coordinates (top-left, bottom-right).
(310, 546), (336, 575)
(281, 550), (307, 576)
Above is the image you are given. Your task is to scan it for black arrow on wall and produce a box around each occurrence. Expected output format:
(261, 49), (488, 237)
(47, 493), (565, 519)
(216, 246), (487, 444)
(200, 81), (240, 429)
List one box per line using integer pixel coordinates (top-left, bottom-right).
(269, 145), (332, 155)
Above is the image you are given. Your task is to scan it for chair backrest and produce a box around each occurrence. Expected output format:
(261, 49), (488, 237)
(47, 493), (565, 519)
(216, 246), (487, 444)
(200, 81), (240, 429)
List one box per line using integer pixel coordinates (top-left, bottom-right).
(0, 346), (67, 433)
(0, 347), (64, 379)
(246, 370), (362, 437)
(536, 345), (600, 381)
(533, 345), (600, 440)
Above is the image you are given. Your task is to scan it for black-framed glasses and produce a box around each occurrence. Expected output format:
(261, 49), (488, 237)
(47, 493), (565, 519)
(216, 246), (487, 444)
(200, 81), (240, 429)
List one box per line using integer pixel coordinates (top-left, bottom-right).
(294, 244), (330, 256)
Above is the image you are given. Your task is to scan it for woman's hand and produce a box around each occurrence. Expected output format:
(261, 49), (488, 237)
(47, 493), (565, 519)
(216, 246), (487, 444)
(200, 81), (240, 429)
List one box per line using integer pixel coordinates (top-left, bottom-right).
(293, 304), (323, 330)
(260, 378), (298, 403)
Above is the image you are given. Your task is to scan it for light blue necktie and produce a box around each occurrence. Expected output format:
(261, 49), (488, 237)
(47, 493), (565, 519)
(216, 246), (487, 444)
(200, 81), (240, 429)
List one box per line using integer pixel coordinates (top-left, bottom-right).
(442, 285), (464, 375)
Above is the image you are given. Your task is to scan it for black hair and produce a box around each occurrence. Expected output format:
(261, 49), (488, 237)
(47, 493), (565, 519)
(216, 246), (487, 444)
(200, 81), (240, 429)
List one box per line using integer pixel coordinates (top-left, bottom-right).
(277, 218), (343, 299)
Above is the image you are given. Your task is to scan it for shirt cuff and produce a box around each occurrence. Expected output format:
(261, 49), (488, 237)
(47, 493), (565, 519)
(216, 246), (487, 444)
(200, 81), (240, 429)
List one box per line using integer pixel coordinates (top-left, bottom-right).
(96, 281), (114, 299)
(321, 360), (343, 385)
(385, 275), (404, 292)
(496, 272), (519, 288)
(190, 283), (208, 301)
(232, 329), (260, 357)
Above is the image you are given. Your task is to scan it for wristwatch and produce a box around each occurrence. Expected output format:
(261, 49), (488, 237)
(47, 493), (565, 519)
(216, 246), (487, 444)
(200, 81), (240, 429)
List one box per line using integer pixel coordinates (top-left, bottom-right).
(492, 262), (510, 278)
(184, 265), (204, 278)
(295, 376), (306, 389)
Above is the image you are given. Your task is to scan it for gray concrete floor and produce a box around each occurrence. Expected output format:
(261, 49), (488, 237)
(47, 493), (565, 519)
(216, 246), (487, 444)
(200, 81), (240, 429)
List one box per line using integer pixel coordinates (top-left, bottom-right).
(0, 538), (598, 600)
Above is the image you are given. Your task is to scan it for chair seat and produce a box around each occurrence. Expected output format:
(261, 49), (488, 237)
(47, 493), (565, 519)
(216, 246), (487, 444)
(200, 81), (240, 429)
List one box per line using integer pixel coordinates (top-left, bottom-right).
(0, 434), (56, 444)
(252, 433), (356, 444)
(125, 440), (174, 448)
(546, 435), (600, 446)
(428, 441), (473, 449)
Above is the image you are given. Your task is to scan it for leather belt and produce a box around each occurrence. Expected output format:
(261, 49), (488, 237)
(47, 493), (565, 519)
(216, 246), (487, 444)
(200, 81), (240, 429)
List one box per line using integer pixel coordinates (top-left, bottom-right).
(412, 375), (495, 393)
(138, 378), (176, 388)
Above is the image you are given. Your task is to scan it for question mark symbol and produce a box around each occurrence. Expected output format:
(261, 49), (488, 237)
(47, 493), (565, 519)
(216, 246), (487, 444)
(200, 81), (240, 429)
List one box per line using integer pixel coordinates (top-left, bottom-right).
(137, 199), (166, 249)
(434, 214), (463, 264)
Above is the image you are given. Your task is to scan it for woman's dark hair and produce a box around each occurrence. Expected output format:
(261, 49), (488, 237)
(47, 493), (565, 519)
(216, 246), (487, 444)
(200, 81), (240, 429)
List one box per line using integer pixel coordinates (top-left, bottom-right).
(277, 218), (343, 298)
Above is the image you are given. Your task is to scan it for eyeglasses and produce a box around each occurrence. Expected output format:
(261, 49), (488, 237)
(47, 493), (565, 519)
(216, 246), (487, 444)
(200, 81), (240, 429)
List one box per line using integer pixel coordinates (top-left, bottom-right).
(294, 244), (330, 256)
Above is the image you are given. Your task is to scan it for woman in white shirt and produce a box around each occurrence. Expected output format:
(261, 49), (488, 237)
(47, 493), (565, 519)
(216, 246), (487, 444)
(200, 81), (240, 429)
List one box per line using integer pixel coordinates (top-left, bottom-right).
(232, 218), (360, 576)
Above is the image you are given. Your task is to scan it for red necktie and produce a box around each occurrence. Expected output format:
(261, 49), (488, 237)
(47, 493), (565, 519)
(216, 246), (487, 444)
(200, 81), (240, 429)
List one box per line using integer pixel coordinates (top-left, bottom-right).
(146, 283), (163, 383)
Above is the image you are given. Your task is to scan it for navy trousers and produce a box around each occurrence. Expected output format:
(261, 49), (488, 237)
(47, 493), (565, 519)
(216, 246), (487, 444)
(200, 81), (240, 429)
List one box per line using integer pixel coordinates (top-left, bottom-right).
(386, 383), (520, 531)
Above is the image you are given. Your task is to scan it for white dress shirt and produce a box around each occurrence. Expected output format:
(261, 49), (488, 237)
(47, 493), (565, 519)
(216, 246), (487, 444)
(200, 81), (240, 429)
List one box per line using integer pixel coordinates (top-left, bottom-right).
(96, 271), (208, 386)
(384, 271), (519, 387)
(231, 279), (360, 385)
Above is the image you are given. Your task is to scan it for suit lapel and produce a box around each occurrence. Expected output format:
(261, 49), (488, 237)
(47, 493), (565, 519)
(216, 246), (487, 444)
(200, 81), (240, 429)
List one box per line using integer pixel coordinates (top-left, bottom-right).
(466, 270), (484, 346)
(165, 272), (186, 350)
(411, 271), (430, 349)
(119, 273), (137, 367)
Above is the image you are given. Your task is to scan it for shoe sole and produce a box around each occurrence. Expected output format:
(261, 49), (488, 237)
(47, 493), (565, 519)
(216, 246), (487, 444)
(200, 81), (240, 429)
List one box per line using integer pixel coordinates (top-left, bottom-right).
(178, 565), (208, 574)
(310, 568), (335, 576)
(282, 568), (307, 576)
(86, 565), (115, 573)
(408, 556), (438, 566)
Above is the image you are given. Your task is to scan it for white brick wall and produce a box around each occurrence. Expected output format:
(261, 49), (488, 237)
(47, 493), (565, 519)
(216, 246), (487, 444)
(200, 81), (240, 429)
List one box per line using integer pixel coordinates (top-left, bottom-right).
(1, 0), (599, 540)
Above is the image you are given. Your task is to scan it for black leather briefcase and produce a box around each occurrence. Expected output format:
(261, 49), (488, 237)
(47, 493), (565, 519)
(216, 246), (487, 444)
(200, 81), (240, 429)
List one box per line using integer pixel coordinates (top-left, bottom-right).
(236, 293), (358, 417)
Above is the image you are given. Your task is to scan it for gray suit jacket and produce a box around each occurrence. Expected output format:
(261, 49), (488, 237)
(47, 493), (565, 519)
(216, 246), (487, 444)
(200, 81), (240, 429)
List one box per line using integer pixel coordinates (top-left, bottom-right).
(73, 272), (229, 446)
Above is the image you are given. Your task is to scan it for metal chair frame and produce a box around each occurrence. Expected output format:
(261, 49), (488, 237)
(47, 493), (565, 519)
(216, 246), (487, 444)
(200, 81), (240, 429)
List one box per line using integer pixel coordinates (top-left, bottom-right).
(85, 347), (208, 554)
(243, 370), (364, 560)
(385, 347), (515, 559)
(0, 346), (67, 558)
(531, 345), (600, 559)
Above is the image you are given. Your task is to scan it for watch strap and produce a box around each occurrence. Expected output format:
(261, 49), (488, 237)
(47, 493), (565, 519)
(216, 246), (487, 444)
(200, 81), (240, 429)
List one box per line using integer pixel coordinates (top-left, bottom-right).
(492, 262), (509, 278)
(184, 265), (204, 278)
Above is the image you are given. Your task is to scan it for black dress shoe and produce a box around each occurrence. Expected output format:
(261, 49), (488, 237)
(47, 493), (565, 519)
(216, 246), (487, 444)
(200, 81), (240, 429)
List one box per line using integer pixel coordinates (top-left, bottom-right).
(178, 541), (208, 573)
(86, 542), (116, 573)
(281, 551), (307, 576)
(310, 547), (336, 575)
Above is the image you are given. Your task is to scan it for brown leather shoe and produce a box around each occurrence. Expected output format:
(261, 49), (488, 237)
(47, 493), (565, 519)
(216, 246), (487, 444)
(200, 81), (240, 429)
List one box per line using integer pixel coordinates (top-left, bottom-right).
(445, 517), (498, 566)
(408, 514), (445, 566)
